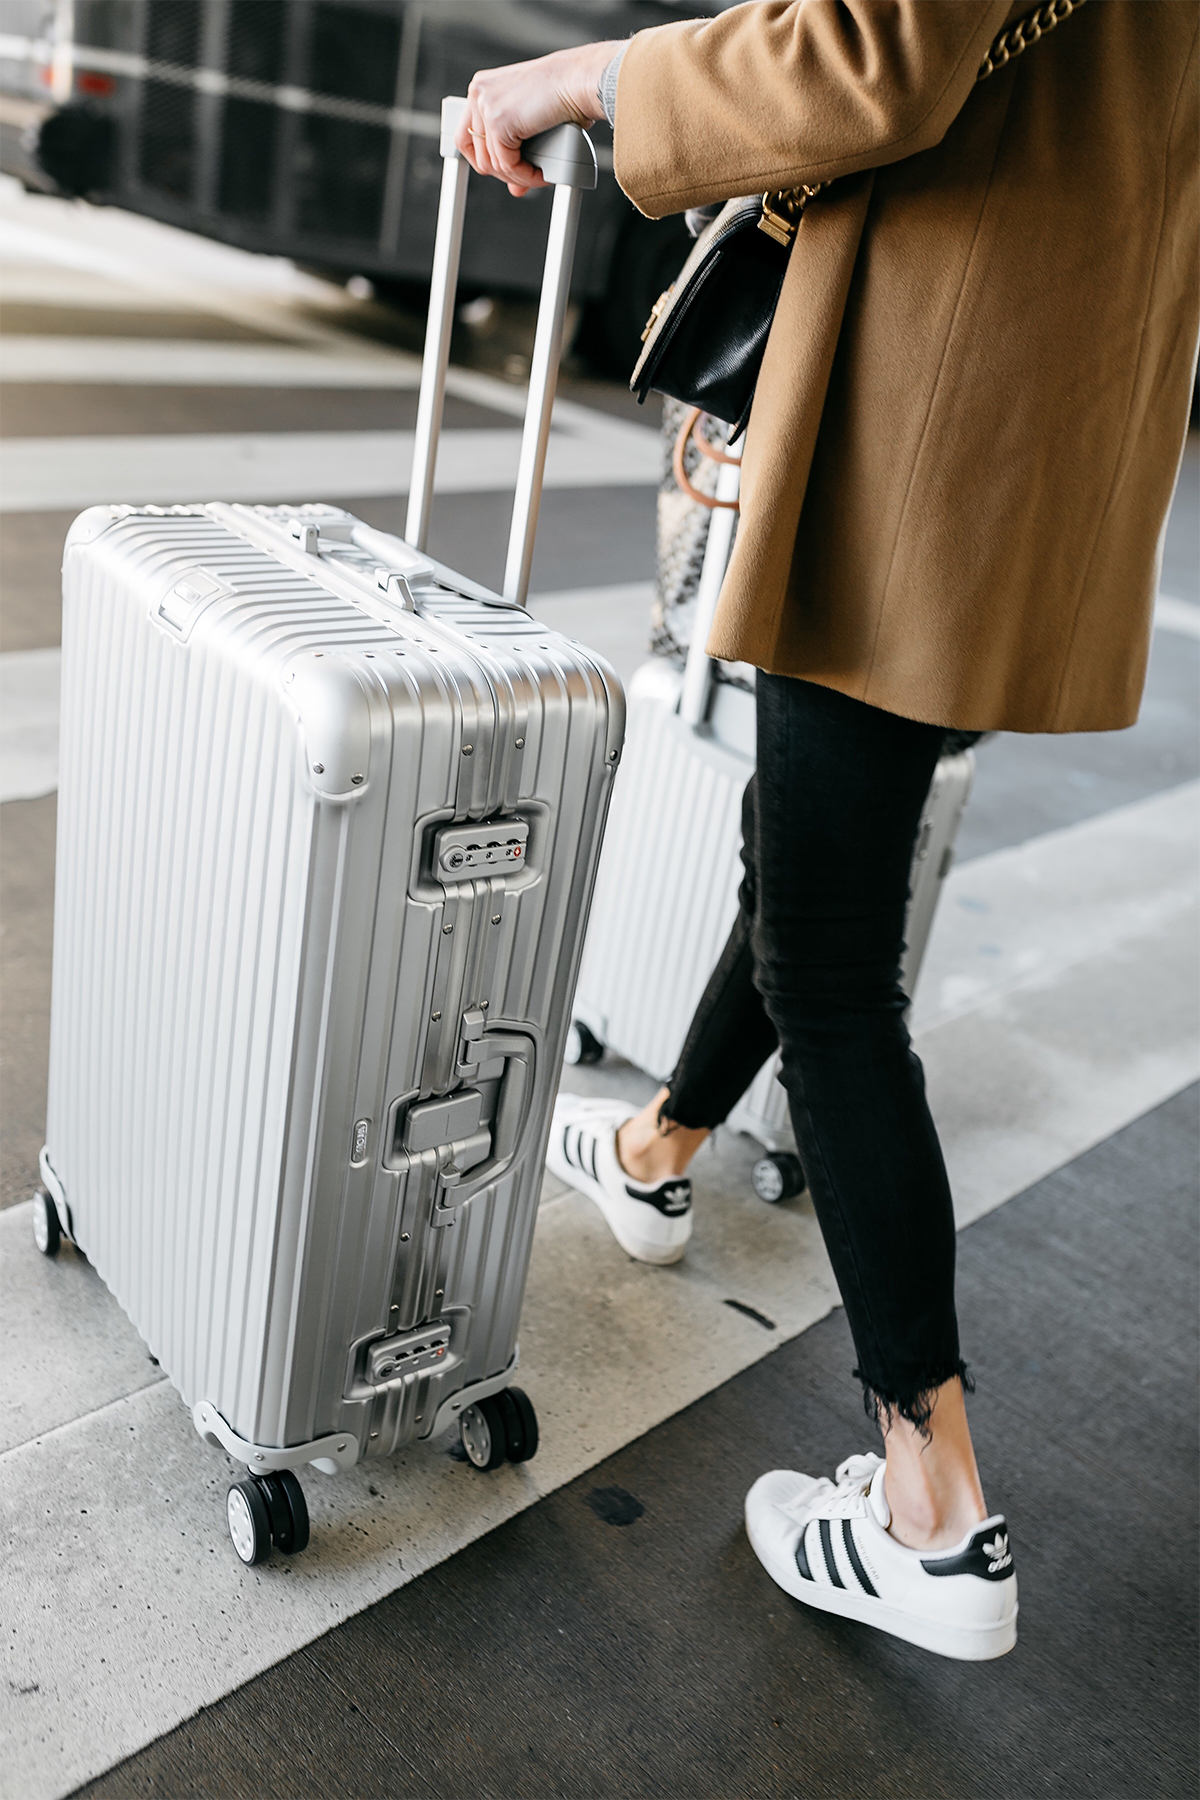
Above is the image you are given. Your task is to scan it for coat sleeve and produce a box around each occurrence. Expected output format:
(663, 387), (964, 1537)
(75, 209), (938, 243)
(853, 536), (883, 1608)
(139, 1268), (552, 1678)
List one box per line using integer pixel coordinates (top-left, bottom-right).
(613, 0), (1016, 216)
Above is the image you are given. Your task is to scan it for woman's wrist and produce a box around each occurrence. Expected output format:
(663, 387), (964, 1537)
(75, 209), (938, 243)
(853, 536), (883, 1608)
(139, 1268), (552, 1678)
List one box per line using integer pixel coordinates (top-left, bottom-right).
(456, 39), (626, 194)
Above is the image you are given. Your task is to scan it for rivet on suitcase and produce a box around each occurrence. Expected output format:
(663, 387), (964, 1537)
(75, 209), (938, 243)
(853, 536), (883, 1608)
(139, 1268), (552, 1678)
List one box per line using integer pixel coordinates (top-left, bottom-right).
(571, 433), (975, 1205)
(36, 104), (625, 1566)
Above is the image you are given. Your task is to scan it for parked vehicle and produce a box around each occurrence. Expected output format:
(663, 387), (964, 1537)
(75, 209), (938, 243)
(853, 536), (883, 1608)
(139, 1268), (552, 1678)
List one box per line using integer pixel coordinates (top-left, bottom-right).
(2, 0), (711, 365)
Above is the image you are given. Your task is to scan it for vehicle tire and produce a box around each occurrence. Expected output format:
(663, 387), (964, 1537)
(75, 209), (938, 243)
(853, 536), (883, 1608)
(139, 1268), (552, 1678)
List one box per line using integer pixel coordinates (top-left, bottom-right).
(751, 1152), (806, 1204)
(497, 1386), (539, 1464)
(33, 1190), (61, 1257)
(459, 1397), (508, 1471)
(563, 1020), (604, 1067)
(227, 1479), (272, 1565)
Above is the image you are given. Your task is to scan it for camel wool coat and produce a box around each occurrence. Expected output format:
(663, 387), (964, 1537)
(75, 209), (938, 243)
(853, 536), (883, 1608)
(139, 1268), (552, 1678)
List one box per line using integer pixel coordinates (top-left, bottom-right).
(613, 0), (1199, 732)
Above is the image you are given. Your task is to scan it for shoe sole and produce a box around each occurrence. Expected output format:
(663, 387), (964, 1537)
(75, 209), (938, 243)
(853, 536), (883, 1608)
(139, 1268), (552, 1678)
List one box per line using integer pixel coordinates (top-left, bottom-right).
(546, 1129), (691, 1266)
(744, 1512), (1017, 1662)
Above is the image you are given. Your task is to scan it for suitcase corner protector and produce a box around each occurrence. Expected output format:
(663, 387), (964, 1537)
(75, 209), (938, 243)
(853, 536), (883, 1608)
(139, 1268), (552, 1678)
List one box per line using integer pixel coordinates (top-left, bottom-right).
(428, 1348), (520, 1440)
(192, 1401), (361, 1475)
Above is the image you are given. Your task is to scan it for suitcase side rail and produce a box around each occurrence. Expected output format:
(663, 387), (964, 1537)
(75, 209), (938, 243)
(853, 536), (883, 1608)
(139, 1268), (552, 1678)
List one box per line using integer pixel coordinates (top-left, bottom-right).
(678, 440), (742, 728)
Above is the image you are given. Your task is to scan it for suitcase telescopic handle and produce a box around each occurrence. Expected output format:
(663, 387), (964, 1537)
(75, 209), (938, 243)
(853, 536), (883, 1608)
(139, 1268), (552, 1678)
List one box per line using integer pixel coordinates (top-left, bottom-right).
(405, 97), (597, 607)
(678, 442), (742, 729)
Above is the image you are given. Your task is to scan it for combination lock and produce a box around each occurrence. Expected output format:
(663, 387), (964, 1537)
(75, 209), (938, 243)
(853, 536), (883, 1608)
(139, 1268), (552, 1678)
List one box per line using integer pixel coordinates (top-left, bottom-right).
(435, 819), (529, 880)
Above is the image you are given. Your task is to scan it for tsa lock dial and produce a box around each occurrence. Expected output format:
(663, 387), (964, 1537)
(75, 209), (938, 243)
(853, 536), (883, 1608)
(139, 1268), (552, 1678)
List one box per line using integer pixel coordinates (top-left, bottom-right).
(435, 819), (528, 880)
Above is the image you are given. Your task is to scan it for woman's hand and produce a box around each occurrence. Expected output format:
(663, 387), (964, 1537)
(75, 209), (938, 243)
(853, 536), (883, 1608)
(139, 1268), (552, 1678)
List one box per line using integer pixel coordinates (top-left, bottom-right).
(455, 41), (622, 196)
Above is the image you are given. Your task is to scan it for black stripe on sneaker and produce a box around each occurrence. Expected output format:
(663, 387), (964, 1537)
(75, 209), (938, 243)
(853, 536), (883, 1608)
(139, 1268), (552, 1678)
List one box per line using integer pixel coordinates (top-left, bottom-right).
(818, 1518), (844, 1588)
(840, 1519), (878, 1597)
(561, 1126), (575, 1170)
(795, 1523), (814, 1581)
(587, 1133), (599, 1182)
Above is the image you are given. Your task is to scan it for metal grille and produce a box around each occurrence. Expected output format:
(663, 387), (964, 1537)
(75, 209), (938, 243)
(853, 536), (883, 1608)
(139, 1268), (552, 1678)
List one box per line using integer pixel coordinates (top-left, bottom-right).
(74, 1), (134, 50)
(226, 0), (287, 84)
(309, 3), (401, 107)
(218, 96), (276, 221)
(293, 114), (390, 241)
(144, 0), (202, 67)
(138, 76), (195, 200)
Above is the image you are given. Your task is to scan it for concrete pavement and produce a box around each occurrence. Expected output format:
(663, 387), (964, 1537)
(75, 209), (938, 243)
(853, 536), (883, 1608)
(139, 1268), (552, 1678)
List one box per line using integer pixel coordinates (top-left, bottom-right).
(0, 180), (1196, 1799)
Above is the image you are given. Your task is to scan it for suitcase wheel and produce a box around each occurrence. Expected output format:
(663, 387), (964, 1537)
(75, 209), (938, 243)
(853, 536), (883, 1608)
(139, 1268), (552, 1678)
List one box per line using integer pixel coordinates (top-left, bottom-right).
(751, 1152), (805, 1204)
(259, 1470), (310, 1557)
(226, 1469), (310, 1565)
(32, 1189), (61, 1257)
(460, 1388), (540, 1470)
(563, 1020), (605, 1066)
(496, 1386), (539, 1464)
(227, 1480), (273, 1565)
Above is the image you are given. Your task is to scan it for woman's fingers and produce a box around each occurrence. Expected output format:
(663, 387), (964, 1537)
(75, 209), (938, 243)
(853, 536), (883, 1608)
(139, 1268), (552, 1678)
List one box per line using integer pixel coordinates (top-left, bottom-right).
(455, 87), (542, 194)
(454, 42), (620, 191)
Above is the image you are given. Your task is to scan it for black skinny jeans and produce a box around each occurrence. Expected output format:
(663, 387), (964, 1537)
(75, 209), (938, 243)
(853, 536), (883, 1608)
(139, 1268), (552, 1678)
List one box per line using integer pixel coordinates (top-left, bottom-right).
(665, 674), (968, 1426)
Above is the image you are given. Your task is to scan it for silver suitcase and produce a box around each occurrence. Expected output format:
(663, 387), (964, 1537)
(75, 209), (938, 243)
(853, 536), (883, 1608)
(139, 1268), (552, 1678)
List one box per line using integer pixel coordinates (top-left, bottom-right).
(36, 107), (624, 1563)
(572, 443), (974, 1201)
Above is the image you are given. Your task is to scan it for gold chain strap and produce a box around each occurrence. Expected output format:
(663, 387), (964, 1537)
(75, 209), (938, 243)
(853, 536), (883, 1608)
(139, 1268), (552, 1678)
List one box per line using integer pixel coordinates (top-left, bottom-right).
(759, 0), (1087, 245)
(978, 0), (1086, 80)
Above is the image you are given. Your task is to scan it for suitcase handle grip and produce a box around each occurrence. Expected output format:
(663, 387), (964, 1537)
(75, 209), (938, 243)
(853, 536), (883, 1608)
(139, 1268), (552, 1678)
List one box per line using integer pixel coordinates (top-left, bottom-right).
(406, 98), (595, 609)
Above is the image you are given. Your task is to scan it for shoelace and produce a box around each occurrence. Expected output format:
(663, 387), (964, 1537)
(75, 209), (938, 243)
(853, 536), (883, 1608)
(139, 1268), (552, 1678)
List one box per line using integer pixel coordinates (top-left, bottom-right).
(782, 1453), (883, 1524)
(834, 1453), (883, 1489)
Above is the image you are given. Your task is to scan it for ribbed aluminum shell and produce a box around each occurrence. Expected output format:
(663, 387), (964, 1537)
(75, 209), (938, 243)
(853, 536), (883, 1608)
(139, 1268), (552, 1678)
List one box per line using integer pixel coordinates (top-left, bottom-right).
(44, 503), (622, 1463)
(574, 661), (973, 1153)
(575, 659), (751, 1082)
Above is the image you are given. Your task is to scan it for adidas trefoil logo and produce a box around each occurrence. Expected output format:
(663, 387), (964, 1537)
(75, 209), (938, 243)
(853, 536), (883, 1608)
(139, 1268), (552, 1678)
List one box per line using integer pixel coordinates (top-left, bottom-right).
(982, 1531), (1011, 1574)
(661, 1183), (690, 1214)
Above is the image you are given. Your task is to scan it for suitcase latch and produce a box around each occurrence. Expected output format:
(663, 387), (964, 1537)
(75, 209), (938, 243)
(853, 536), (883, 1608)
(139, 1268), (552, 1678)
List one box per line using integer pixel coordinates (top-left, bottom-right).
(157, 566), (233, 635)
(376, 568), (416, 610)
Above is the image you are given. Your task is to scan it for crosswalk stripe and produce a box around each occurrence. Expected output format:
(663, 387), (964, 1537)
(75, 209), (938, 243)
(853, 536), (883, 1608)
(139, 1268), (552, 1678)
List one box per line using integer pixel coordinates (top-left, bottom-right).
(0, 419), (662, 512)
(0, 334), (431, 388)
(1154, 593), (1200, 638)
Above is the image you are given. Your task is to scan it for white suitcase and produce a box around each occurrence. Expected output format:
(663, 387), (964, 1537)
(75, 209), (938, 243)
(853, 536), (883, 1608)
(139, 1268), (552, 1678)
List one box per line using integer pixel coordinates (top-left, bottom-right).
(572, 443), (974, 1201)
(35, 106), (624, 1565)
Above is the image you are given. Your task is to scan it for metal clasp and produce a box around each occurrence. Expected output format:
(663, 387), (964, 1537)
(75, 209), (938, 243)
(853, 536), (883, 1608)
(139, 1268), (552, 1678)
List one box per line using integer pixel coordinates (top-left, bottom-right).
(757, 184), (825, 247)
(641, 286), (672, 342)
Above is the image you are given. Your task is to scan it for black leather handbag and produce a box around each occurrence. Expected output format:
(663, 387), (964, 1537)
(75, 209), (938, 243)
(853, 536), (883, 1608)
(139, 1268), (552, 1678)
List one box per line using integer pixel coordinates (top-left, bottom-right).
(630, 0), (1085, 433)
(629, 189), (819, 435)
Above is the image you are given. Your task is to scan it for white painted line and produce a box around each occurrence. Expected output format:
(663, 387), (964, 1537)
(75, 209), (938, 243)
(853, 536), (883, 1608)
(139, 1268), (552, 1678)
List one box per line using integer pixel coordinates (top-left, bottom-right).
(0, 419), (661, 512)
(0, 183), (364, 346)
(0, 268), (217, 308)
(2, 777), (1196, 1797)
(1155, 593), (1200, 638)
(912, 780), (1200, 1037)
(0, 647), (59, 802)
(0, 335), (652, 451)
(0, 335), (428, 388)
(914, 780), (1200, 1228)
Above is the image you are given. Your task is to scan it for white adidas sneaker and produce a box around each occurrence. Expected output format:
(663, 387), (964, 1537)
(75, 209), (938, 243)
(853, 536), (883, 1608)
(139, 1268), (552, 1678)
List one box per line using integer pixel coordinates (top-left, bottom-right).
(745, 1453), (1017, 1661)
(546, 1094), (693, 1265)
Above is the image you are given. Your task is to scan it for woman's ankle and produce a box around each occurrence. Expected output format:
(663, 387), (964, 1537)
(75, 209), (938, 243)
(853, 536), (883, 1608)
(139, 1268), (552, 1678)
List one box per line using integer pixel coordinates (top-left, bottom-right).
(616, 1088), (709, 1183)
(879, 1377), (989, 1552)
(884, 1480), (988, 1552)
